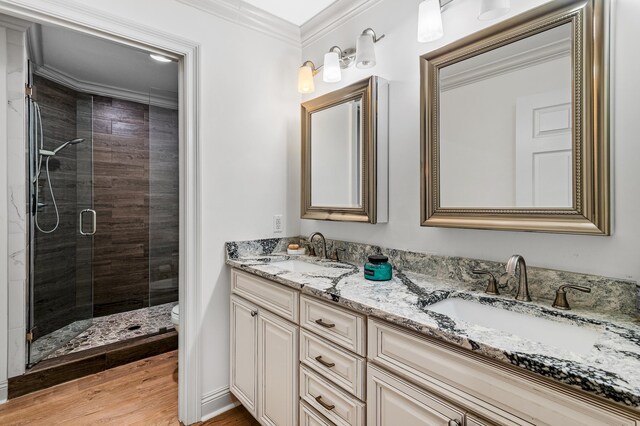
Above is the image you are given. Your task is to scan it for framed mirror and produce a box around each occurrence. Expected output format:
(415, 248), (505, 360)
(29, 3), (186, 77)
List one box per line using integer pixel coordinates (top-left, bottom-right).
(302, 76), (388, 223)
(420, 0), (610, 234)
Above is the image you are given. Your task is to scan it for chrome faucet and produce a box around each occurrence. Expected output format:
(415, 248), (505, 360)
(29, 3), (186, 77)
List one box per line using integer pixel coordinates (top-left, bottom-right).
(308, 232), (328, 259)
(505, 255), (531, 302)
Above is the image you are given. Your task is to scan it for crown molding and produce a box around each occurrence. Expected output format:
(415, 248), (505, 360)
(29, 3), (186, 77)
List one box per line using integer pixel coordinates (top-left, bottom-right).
(35, 64), (179, 109)
(301, 0), (383, 48)
(0, 10), (31, 30)
(176, 0), (300, 47)
(440, 38), (571, 92)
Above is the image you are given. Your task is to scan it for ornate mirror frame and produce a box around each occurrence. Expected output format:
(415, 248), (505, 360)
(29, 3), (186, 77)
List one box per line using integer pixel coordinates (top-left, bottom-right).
(420, 0), (610, 235)
(302, 76), (386, 223)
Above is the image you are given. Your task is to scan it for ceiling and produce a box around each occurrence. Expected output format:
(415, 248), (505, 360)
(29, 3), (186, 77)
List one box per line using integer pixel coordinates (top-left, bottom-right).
(29, 23), (179, 107)
(242, 0), (339, 26)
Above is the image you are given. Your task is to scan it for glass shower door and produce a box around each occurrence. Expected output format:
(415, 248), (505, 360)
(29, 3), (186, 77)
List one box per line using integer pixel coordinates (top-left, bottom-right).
(27, 64), (95, 366)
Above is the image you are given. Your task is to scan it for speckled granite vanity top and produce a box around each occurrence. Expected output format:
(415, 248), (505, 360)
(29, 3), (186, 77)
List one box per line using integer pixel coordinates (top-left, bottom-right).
(226, 238), (640, 409)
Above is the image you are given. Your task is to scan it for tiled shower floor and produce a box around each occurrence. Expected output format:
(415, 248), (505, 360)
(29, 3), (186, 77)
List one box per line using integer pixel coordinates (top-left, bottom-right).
(30, 302), (177, 363)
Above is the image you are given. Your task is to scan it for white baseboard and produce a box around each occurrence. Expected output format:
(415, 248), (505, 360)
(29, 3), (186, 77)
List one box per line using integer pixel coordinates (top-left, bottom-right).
(0, 380), (8, 404)
(200, 386), (239, 422)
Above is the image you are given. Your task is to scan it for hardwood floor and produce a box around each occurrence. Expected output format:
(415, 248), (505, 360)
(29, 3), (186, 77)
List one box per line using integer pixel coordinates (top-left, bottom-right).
(0, 351), (259, 426)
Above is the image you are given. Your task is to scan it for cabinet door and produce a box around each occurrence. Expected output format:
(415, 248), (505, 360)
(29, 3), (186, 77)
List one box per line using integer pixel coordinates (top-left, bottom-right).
(230, 295), (258, 417)
(368, 363), (464, 426)
(258, 308), (299, 426)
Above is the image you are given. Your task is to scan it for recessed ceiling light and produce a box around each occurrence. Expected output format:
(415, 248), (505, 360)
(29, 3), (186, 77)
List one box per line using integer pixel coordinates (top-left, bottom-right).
(150, 53), (172, 63)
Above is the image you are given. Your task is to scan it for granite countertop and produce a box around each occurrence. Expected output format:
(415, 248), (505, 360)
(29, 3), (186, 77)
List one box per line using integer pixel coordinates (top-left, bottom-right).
(226, 253), (640, 409)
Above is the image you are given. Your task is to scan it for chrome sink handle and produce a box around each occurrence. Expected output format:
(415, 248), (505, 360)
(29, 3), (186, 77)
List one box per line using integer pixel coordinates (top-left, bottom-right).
(552, 284), (591, 310)
(472, 270), (499, 295)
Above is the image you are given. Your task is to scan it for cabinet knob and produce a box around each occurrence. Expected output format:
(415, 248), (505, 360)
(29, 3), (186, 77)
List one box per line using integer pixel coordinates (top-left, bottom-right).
(448, 420), (461, 426)
(250, 311), (258, 317)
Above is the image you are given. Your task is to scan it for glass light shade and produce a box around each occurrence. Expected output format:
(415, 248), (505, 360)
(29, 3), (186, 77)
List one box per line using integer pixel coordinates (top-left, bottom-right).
(417, 0), (444, 43)
(323, 51), (342, 83)
(478, 0), (510, 21)
(355, 33), (376, 69)
(298, 64), (315, 94)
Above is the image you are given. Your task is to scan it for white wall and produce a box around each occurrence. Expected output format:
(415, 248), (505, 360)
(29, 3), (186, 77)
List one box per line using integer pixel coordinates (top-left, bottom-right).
(1, 0), (301, 416)
(301, 0), (640, 283)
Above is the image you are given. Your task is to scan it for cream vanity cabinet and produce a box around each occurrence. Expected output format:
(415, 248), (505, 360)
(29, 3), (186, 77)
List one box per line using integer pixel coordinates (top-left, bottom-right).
(230, 268), (640, 426)
(367, 319), (640, 426)
(230, 270), (300, 426)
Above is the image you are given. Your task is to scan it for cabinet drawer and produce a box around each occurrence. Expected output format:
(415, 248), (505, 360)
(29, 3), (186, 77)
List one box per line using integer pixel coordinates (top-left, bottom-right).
(301, 330), (366, 399)
(367, 363), (464, 426)
(300, 295), (366, 356)
(300, 365), (365, 426)
(368, 319), (638, 426)
(301, 401), (334, 426)
(232, 269), (299, 322)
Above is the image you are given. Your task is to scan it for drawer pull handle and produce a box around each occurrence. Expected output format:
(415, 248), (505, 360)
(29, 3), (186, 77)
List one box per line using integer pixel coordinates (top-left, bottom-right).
(250, 311), (258, 317)
(448, 420), (461, 426)
(315, 319), (336, 328)
(315, 395), (335, 411)
(315, 356), (335, 368)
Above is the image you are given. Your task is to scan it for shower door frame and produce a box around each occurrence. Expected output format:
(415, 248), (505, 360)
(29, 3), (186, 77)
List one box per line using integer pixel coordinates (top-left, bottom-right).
(0, 1), (202, 423)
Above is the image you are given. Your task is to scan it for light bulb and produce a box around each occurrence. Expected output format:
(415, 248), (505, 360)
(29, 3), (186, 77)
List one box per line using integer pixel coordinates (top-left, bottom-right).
(150, 53), (172, 63)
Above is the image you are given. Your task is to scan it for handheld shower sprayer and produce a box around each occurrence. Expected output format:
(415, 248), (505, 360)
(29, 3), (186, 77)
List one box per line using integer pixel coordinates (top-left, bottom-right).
(39, 138), (85, 157)
(32, 100), (87, 234)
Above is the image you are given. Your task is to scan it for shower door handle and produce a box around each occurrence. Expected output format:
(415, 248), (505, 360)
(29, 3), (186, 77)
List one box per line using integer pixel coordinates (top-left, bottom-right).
(79, 209), (96, 236)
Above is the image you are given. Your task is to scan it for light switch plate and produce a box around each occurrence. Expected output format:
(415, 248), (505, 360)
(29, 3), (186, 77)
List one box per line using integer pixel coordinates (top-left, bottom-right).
(273, 214), (283, 233)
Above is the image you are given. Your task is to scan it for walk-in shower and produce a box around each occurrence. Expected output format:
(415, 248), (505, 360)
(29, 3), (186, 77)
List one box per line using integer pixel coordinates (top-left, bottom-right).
(24, 22), (180, 369)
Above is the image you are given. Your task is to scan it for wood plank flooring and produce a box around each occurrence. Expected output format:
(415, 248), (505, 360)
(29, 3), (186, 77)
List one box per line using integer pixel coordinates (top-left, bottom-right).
(0, 351), (259, 426)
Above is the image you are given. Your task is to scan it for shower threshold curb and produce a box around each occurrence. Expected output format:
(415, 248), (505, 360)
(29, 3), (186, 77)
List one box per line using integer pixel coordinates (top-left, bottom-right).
(8, 330), (178, 399)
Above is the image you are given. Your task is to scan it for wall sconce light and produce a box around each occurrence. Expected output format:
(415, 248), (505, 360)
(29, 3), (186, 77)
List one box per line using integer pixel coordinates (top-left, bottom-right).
(478, 0), (511, 21)
(417, 0), (511, 43)
(417, 0), (444, 43)
(298, 28), (384, 93)
(298, 61), (319, 94)
(356, 28), (384, 69)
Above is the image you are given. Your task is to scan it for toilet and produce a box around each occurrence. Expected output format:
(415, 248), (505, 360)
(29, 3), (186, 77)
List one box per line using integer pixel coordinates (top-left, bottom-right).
(171, 304), (179, 333)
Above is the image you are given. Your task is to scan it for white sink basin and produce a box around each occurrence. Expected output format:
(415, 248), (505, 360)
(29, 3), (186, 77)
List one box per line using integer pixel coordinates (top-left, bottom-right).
(271, 260), (333, 274)
(428, 298), (600, 355)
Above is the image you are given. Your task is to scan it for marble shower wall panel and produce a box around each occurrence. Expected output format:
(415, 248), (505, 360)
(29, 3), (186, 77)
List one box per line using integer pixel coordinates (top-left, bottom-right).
(92, 96), (150, 317)
(6, 27), (27, 378)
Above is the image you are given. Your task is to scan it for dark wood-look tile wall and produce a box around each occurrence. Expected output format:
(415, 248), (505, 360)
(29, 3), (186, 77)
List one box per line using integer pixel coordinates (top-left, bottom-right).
(32, 76), (87, 339)
(149, 105), (179, 306)
(92, 96), (151, 317)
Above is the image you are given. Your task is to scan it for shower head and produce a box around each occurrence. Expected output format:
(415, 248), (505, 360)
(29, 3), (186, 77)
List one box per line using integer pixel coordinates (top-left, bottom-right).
(52, 138), (85, 154)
